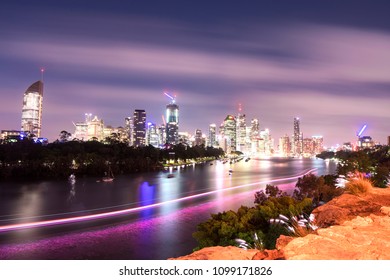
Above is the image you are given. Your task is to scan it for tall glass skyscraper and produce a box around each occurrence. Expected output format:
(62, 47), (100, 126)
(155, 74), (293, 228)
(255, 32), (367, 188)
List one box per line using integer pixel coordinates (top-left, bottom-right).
(293, 117), (303, 156)
(222, 115), (236, 153)
(21, 80), (44, 137)
(166, 101), (179, 145)
(208, 123), (217, 147)
(236, 112), (246, 152)
(133, 109), (146, 147)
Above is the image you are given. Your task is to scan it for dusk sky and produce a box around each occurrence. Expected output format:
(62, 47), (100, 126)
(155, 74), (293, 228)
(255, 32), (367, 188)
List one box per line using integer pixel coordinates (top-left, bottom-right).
(1, 0), (389, 146)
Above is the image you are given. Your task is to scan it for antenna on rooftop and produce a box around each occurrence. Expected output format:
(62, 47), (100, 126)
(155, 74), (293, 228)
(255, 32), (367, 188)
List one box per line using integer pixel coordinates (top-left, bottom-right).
(40, 67), (45, 82)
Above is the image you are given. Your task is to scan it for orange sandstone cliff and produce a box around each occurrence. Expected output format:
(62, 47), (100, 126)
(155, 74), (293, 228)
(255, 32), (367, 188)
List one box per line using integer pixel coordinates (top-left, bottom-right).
(171, 187), (390, 260)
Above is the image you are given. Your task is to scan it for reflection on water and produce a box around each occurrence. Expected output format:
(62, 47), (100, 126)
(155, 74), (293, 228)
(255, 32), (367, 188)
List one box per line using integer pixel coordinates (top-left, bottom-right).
(0, 158), (337, 259)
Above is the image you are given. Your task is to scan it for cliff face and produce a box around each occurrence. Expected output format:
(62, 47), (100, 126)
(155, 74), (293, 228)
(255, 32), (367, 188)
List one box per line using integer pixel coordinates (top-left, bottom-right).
(171, 187), (390, 260)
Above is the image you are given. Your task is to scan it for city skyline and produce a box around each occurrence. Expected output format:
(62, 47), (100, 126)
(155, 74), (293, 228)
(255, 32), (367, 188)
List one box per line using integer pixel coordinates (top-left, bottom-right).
(1, 1), (390, 146)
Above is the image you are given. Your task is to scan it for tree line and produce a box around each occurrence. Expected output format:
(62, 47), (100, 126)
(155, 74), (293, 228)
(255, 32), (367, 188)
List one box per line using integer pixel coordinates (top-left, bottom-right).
(0, 139), (225, 181)
(317, 145), (390, 188)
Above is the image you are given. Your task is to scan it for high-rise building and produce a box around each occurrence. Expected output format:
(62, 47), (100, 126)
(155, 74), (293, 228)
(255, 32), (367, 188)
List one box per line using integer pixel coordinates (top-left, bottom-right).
(312, 136), (324, 155)
(178, 132), (191, 146)
(21, 80), (44, 137)
(208, 124), (217, 147)
(133, 109), (146, 147)
(250, 118), (260, 141)
(146, 122), (159, 148)
(124, 117), (133, 144)
(87, 115), (104, 141)
(158, 124), (166, 147)
(258, 129), (273, 155)
(358, 136), (374, 149)
(236, 107), (246, 152)
(293, 117), (303, 156)
(222, 115), (236, 153)
(303, 138), (314, 156)
(166, 100), (179, 145)
(194, 129), (203, 146)
(279, 134), (291, 157)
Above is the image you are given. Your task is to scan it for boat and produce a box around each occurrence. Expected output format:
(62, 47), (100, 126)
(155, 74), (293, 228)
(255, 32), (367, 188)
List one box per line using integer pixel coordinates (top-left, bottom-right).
(68, 174), (76, 184)
(101, 176), (114, 182)
(100, 166), (114, 182)
(167, 174), (175, 178)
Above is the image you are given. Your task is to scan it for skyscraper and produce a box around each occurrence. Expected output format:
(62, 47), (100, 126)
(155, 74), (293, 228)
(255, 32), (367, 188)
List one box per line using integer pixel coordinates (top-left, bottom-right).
(194, 129), (203, 146)
(208, 123), (217, 147)
(250, 118), (260, 141)
(222, 115), (236, 153)
(293, 117), (303, 156)
(124, 116), (134, 144)
(236, 110), (246, 152)
(146, 122), (159, 148)
(133, 109), (146, 147)
(279, 134), (291, 157)
(166, 100), (179, 145)
(312, 136), (324, 155)
(21, 80), (44, 137)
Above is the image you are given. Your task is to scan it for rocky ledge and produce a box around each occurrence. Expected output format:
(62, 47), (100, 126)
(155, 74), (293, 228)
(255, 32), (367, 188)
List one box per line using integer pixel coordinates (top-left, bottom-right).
(171, 187), (390, 260)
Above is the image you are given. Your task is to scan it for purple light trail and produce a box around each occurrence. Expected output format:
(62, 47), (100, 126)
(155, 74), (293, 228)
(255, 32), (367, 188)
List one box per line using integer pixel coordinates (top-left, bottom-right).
(0, 168), (317, 233)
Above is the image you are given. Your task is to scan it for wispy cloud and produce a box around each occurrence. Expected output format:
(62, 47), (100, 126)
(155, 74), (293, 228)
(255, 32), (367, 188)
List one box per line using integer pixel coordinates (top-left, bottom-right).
(1, 10), (389, 143)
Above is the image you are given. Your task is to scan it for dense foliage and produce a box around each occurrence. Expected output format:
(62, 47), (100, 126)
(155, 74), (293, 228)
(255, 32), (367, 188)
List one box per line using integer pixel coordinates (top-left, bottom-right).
(0, 140), (224, 181)
(193, 146), (390, 252)
(192, 174), (342, 251)
(336, 146), (390, 188)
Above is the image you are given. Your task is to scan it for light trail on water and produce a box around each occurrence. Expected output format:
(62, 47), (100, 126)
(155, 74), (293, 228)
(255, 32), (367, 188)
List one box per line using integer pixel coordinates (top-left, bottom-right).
(0, 168), (317, 233)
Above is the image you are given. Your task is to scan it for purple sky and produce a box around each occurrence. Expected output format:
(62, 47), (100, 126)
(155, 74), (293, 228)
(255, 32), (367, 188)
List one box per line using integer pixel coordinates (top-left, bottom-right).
(0, 1), (389, 146)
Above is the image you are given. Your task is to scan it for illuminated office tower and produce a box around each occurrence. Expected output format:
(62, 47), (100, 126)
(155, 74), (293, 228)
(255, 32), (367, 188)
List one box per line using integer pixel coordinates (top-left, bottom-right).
(303, 138), (314, 156)
(166, 98), (179, 145)
(259, 128), (272, 155)
(87, 115), (104, 141)
(21, 80), (44, 137)
(312, 136), (324, 155)
(124, 117), (134, 144)
(236, 105), (246, 152)
(158, 124), (166, 147)
(279, 134), (291, 157)
(208, 123), (217, 147)
(133, 109), (146, 147)
(250, 118), (259, 141)
(194, 129), (203, 146)
(222, 115), (236, 153)
(293, 117), (303, 156)
(146, 122), (159, 148)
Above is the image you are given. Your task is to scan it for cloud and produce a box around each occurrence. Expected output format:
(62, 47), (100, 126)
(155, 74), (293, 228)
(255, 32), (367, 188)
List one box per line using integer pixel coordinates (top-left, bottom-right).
(1, 12), (390, 144)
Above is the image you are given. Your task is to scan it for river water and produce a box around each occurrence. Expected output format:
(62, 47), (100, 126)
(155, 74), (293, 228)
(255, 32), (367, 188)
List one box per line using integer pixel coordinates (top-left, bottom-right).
(0, 158), (336, 259)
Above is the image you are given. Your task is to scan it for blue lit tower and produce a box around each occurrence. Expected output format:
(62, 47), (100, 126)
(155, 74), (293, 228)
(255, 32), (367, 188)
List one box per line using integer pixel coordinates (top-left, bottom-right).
(164, 92), (179, 145)
(21, 80), (44, 137)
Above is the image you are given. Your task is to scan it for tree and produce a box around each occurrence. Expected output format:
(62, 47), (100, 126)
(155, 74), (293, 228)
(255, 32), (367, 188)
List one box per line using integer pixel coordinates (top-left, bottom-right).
(254, 184), (287, 204)
(59, 130), (72, 142)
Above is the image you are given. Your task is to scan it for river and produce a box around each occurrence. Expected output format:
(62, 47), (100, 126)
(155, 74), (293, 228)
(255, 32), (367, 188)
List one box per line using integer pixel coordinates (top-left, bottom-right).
(0, 157), (336, 259)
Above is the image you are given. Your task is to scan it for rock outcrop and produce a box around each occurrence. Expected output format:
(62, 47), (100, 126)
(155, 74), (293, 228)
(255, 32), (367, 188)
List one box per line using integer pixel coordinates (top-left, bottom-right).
(172, 246), (259, 260)
(171, 187), (390, 260)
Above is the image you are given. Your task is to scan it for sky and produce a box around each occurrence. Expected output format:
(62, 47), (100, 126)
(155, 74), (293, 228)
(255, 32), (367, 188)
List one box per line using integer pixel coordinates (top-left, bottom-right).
(0, 0), (389, 146)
